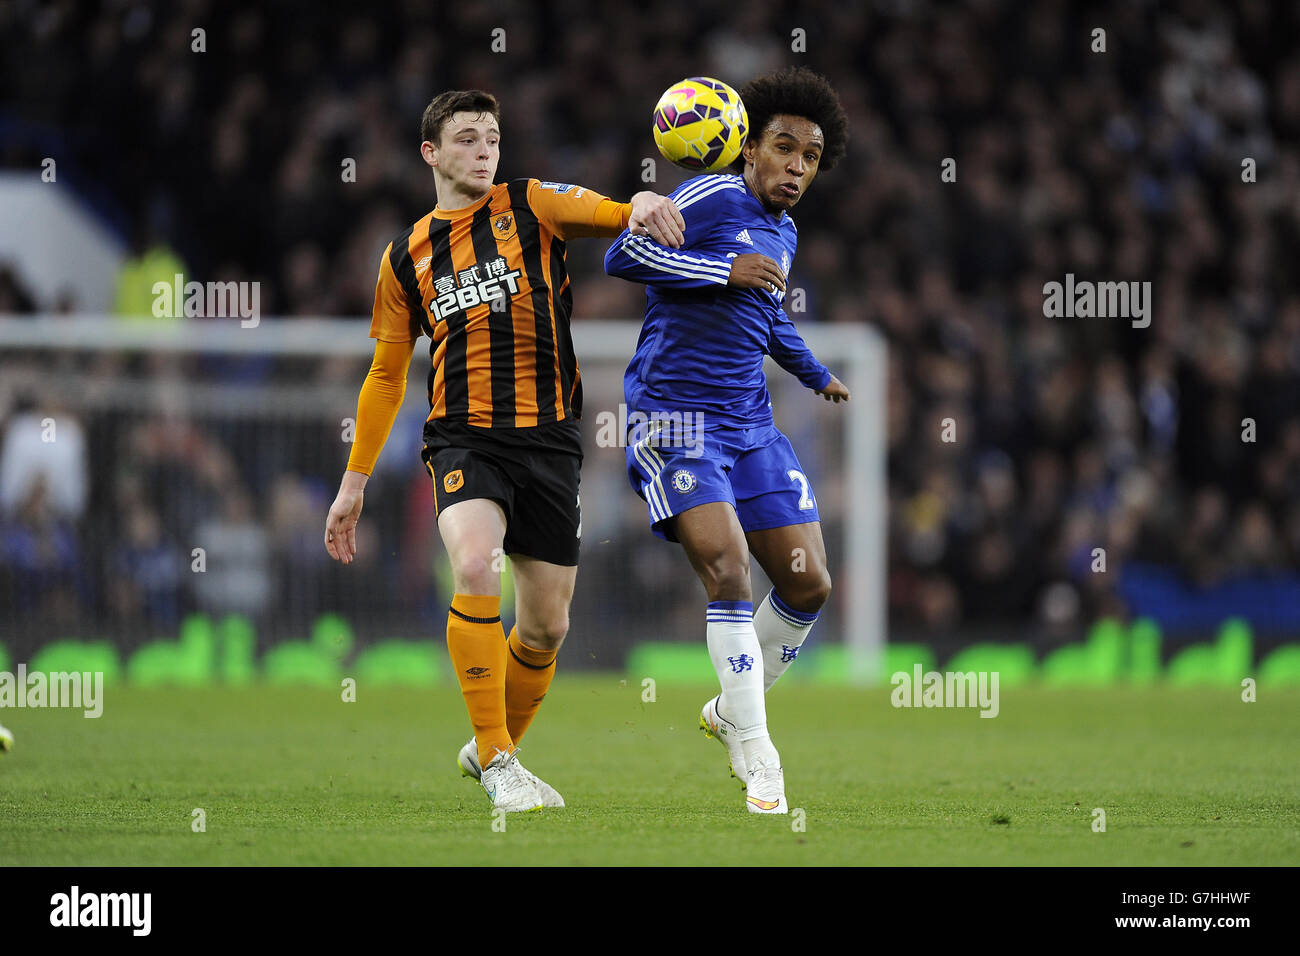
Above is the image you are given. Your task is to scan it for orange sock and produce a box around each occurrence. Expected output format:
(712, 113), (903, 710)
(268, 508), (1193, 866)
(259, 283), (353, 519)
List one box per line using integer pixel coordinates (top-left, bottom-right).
(446, 594), (512, 767)
(505, 626), (557, 743)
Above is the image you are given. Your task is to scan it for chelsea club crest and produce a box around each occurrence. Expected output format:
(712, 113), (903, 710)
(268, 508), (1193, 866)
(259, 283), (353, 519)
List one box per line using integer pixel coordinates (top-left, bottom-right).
(672, 469), (697, 493)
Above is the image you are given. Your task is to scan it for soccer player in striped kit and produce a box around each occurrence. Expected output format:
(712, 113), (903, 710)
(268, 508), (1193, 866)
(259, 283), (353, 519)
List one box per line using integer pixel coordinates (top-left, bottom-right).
(605, 67), (850, 813)
(324, 89), (683, 812)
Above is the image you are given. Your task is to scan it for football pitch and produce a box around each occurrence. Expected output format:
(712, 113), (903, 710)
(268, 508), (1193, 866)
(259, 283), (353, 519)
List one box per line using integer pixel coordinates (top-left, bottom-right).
(1, 677), (1296, 866)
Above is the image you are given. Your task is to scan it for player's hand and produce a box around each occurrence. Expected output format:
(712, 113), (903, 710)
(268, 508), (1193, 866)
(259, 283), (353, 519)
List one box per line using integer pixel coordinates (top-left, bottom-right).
(816, 375), (850, 403)
(628, 191), (686, 248)
(325, 473), (367, 564)
(727, 253), (786, 294)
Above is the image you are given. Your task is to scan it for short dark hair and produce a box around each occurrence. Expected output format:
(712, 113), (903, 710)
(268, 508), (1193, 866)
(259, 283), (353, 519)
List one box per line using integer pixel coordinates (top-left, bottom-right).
(420, 90), (501, 146)
(731, 67), (848, 172)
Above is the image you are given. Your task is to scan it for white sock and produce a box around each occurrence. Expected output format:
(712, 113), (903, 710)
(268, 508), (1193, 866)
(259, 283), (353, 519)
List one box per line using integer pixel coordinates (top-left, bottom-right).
(706, 600), (778, 766)
(754, 589), (820, 691)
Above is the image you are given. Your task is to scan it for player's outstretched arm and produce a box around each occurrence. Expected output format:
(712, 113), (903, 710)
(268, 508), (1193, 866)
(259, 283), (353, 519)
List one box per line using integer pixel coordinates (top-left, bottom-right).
(325, 337), (415, 564)
(523, 179), (682, 246)
(604, 231), (735, 288)
(768, 305), (849, 401)
(604, 203), (740, 290)
(626, 191), (685, 247)
(604, 178), (745, 288)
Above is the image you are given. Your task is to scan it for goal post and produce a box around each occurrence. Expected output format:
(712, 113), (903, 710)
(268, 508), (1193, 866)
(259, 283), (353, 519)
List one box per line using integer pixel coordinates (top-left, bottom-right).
(835, 322), (888, 685)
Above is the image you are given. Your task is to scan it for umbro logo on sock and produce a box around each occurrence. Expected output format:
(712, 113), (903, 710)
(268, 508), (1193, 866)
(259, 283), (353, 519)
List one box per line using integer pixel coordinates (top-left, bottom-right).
(734, 228), (754, 245)
(465, 666), (491, 679)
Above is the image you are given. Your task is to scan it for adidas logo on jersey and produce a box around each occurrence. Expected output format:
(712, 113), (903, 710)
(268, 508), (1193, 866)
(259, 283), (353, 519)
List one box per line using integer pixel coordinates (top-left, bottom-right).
(734, 229), (754, 246)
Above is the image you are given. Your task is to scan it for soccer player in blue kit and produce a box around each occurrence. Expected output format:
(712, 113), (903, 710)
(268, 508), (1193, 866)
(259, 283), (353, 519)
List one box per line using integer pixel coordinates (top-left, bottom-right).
(605, 67), (850, 813)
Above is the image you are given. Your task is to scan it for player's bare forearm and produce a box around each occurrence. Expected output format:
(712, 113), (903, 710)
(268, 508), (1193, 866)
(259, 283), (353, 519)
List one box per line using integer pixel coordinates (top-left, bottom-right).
(325, 469), (368, 564)
(815, 374), (850, 403)
(339, 469), (368, 492)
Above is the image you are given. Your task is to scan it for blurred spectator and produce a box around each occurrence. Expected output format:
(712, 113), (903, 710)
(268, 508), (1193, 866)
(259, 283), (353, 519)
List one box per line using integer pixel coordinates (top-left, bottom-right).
(0, 394), (88, 521)
(113, 226), (188, 320)
(0, 476), (81, 616)
(192, 490), (272, 617)
(110, 503), (182, 630)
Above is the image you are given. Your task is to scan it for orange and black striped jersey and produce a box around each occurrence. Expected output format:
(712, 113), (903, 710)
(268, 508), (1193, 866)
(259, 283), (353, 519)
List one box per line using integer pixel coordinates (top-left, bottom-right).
(370, 178), (631, 429)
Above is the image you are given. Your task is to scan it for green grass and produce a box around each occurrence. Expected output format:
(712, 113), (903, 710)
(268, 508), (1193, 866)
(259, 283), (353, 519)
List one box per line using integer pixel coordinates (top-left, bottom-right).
(1, 678), (1297, 865)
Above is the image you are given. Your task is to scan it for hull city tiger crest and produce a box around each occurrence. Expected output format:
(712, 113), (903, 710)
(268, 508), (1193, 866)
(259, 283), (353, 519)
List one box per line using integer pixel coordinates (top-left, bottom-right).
(492, 212), (517, 241)
(443, 469), (464, 493)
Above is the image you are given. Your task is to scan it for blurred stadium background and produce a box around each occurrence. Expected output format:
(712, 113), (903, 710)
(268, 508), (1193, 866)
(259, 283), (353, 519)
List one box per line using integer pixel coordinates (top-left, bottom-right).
(3, 0), (1300, 685)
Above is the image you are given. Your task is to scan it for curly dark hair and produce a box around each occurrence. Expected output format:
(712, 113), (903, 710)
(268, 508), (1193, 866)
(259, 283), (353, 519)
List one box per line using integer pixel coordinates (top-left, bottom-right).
(730, 66), (848, 172)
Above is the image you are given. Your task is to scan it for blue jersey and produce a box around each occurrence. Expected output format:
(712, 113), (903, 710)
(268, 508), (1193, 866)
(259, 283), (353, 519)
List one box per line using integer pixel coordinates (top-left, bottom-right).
(604, 173), (830, 430)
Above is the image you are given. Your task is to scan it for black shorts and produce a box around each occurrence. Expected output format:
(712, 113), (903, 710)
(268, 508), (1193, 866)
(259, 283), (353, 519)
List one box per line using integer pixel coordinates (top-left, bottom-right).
(421, 419), (583, 567)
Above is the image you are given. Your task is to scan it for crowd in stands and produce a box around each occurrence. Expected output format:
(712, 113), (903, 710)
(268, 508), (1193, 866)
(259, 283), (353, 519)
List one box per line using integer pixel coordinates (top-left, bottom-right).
(3, 0), (1300, 650)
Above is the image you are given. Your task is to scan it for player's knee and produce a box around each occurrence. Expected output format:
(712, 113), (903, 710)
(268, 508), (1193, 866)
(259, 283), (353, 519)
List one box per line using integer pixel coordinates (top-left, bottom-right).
(806, 569), (832, 610)
(518, 612), (569, 651)
(449, 550), (499, 594)
(703, 556), (751, 603)
(783, 567), (831, 612)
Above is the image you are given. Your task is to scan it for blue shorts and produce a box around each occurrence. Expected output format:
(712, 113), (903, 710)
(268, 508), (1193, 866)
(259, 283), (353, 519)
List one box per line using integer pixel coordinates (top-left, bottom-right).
(625, 418), (819, 542)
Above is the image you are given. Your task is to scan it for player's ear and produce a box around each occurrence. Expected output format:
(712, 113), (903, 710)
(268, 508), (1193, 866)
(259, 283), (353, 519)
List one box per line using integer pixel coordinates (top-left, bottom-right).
(420, 140), (438, 169)
(741, 137), (757, 166)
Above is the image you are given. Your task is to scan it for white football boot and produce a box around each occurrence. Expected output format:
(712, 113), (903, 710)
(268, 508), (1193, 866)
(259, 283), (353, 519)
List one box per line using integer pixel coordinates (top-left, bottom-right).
(699, 696), (747, 789)
(745, 752), (788, 814)
(458, 738), (563, 808)
(475, 747), (543, 813)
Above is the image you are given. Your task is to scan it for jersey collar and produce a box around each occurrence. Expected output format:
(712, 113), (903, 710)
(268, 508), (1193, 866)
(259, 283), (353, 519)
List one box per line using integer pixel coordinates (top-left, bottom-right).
(433, 184), (498, 219)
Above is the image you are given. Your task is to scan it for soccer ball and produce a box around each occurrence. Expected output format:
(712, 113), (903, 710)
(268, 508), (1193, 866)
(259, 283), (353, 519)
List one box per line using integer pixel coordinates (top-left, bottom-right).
(652, 77), (748, 173)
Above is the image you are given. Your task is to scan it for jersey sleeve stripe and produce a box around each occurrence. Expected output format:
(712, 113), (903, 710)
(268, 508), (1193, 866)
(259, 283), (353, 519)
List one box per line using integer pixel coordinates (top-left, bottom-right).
(674, 179), (746, 211)
(620, 236), (731, 282)
(616, 235), (732, 273)
(671, 173), (742, 206)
